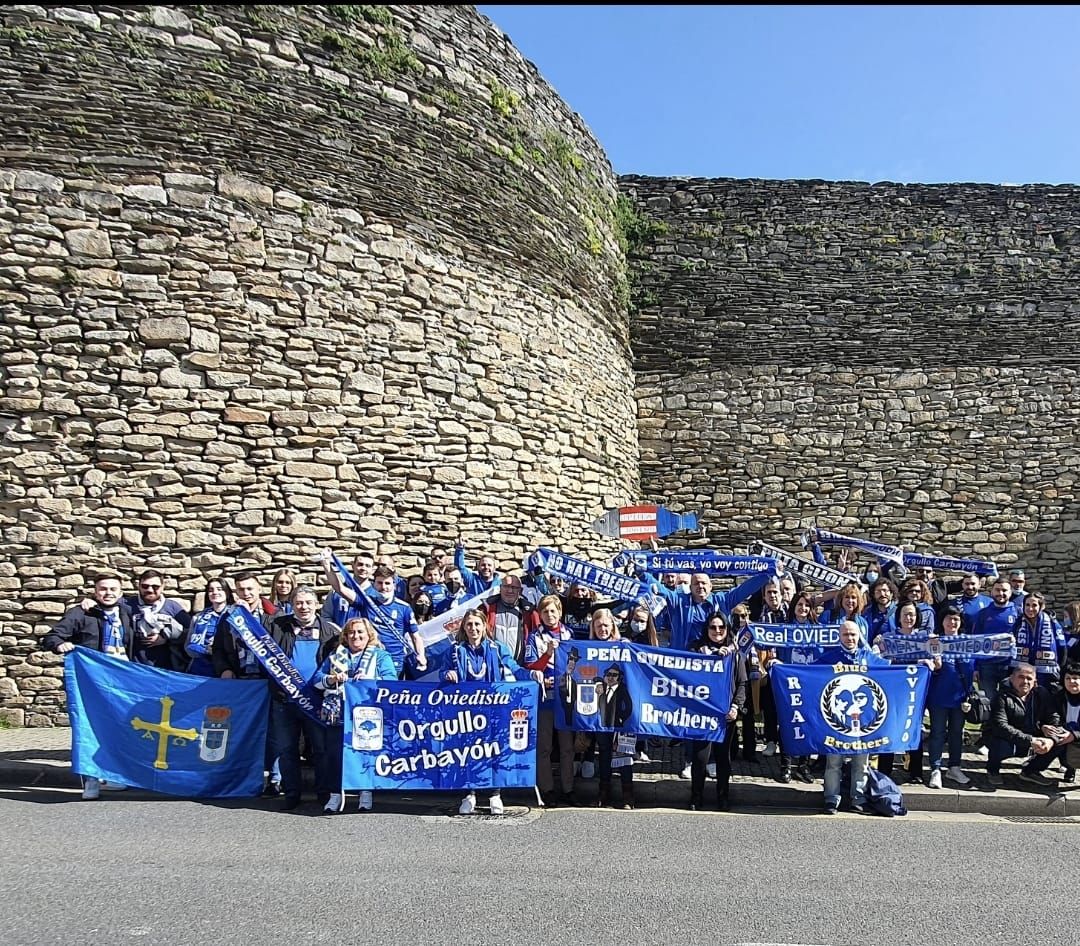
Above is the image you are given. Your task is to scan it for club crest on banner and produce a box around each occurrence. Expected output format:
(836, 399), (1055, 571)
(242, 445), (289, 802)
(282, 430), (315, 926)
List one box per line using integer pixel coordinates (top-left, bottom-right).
(352, 706), (384, 751)
(821, 673), (888, 738)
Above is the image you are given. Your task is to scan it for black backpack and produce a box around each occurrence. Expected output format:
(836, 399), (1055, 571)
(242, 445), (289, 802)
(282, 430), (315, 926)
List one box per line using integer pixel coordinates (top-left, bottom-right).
(963, 690), (992, 726)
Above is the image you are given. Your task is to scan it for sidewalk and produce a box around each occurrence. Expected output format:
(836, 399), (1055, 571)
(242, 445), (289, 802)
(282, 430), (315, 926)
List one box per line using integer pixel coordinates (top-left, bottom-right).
(1, 726), (1076, 816)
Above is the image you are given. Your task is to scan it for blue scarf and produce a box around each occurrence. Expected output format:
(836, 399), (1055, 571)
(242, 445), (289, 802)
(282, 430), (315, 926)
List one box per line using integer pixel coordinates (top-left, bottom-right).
(614, 550), (774, 576)
(185, 608), (224, 657)
(749, 623), (842, 650)
(901, 552), (998, 577)
(810, 528), (905, 565)
(224, 606), (324, 725)
(1015, 613), (1060, 675)
(102, 609), (125, 656)
(877, 632), (1016, 661)
(535, 548), (651, 602)
(747, 541), (853, 590)
(452, 641), (506, 683)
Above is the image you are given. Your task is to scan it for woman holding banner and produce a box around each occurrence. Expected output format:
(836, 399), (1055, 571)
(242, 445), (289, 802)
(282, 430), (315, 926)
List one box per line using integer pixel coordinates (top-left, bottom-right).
(819, 583), (869, 640)
(588, 609), (637, 808)
(523, 595), (578, 806)
(443, 608), (543, 815)
(313, 617), (397, 813)
(688, 612), (745, 810)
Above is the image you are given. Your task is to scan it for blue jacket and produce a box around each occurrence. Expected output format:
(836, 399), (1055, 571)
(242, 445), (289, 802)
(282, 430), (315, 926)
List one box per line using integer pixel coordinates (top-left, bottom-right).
(816, 643), (889, 667)
(926, 653), (974, 708)
(454, 546), (500, 598)
(949, 593), (992, 633)
(652, 568), (775, 651)
(441, 638), (532, 683)
(863, 603), (896, 644)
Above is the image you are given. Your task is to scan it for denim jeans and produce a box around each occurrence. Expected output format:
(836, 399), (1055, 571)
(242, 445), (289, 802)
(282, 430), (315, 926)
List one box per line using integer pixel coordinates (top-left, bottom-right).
(269, 699), (328, 799)
(928, 706), (966, 769)
(824, 753), (869, 807)
(987, 736), (1025, 776)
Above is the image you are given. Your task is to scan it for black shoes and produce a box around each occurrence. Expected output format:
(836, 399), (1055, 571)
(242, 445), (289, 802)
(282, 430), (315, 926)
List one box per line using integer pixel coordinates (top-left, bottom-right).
(282, 795), (302, 811)
(778, 767), (793, 783)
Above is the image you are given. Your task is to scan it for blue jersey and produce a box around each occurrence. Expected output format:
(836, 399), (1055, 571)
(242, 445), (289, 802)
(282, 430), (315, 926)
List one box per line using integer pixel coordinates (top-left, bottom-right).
(353, 593), (419, 674)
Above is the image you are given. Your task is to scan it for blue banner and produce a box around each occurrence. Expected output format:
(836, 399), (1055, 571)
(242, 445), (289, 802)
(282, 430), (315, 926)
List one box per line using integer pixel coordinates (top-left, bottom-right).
(342, 680), (538, 791)
(614, 550), (775, 576)
(901, 552), (998, 577)
(770, 662), (930, 755)
(749, 623), (843, 650)
(811, 527), (905, 565)
(876, 632), (1016, 661)
(65, 647), (268, 797)
(553, 639), (733, 742)
(536, 548), (651, 601)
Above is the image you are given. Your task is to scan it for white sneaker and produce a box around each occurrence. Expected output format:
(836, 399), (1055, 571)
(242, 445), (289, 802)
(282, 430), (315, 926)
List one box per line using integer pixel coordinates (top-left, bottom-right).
(358, 790), (373, 811)
(927, 768), (943, 789)
(763, 742), (777, 757)
(100, 780), (128, 791)
(680, 763), (692, 779)
(458, 792), (477, 815)
(975, 746), (989, 761)
(81, 777), (100, 801)
(580, 761), (595, 780)
(706, 762), (717, 779)
(946, 766), (971, 786)
(488, 792), (504, 815)
(635, 750), (651, 763)
(323, 793), (344, 813)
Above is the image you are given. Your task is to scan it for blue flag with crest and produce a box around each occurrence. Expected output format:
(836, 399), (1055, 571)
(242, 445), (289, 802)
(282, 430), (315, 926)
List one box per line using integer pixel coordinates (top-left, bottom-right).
(342, 680), (538, 791)
(65, 647), (269, 797)
(769, 662), (930, 755)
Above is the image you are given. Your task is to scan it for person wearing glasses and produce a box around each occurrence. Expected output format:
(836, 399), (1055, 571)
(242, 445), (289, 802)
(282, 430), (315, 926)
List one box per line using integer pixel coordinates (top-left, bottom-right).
(123, 569), (191, 671)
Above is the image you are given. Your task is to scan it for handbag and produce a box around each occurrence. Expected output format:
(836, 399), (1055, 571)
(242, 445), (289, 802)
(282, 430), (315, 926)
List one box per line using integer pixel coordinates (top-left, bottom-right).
(963, 690), (992, 726)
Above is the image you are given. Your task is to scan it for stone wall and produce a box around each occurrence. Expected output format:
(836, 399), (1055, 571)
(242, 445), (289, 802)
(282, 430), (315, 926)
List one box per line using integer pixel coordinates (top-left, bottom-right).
(621, 176), (1080, 605)
(0, 5), (639, 726)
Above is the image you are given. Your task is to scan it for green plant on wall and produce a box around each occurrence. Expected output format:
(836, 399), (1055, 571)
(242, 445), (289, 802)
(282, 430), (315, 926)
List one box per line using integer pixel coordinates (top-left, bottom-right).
(487, 78), (521, 120)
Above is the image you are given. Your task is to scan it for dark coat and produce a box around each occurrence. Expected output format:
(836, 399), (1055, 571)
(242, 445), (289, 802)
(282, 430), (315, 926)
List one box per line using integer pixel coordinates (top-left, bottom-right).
(42, 605), (136, 658)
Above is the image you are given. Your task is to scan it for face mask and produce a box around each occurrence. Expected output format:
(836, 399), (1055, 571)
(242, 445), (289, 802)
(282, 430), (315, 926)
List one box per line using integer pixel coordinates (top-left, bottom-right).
(376, 589), (394, 604)
(446, 579), (461, 594)
(865, 572), (879, 585)
(630, 620), (646, 633)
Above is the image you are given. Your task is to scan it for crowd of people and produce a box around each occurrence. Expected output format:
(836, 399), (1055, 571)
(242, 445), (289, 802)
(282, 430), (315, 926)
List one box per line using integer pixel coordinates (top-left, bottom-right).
(42, 537), (1080, 814)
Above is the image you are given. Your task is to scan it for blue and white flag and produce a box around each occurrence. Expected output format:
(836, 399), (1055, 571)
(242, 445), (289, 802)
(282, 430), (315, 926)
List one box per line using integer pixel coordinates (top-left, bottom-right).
(613, 550), (775, 577)
(770, 662), (930, 755)
(65, 647), (268, 797)
(342, 680), (538, 791)
(876, 632), (1016, 661)
(747, 541), (855, 590)
(224, 605), (324, 725)
(902, 552), (998, 578)
(812, 528), (905, 566)
(535, 548), (651, 602)
(410, 590), (492, 682)
(553, 639), (734, 742)
(749, 623), (843, 650)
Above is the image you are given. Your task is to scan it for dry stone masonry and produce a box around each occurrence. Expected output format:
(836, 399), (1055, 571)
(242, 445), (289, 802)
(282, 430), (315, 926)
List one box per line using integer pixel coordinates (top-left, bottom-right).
(0, 4), (638, 726)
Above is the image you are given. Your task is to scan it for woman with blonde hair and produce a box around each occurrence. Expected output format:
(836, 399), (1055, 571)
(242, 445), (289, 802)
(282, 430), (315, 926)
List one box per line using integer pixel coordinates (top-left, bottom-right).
(313, 617), (396, 814)
(270, 568), (298, 615)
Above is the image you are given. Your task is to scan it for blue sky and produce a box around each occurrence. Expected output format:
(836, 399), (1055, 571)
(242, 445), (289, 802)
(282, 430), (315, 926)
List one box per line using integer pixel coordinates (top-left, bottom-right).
(476, 5), (1080, 185)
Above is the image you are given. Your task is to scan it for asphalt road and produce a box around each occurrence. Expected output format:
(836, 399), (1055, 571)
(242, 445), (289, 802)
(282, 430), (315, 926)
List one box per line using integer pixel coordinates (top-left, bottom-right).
(2, 787), (1076, 946)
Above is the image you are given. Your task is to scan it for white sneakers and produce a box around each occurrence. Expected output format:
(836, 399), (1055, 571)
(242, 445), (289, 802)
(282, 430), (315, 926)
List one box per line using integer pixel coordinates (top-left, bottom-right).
(706, 762), (717, 779)
(81, 777), (100, 800)
(680, 764), (692, 780)
(635, 750), (651, 763)
(927, 768), (943, 789)
(946, 766), (971, 786)
(763, 742), (777, 757)
(358, 791), (373, 811)
(324, 793), (344, 813)
(975, 746), (989, 761)
(458, 791), (504, 815)
(580, 761), (596, 780)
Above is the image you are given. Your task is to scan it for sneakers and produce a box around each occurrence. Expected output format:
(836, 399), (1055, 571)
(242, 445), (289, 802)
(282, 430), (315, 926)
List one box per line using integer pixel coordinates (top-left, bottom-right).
(358, 790), (373, 811)
(262, 779), (282, 798)
(975, 745), (990, 761)
(987, 773), (1004, 788)
(822, 802), (838, 815)
(1018, 769), (1059, 789)
(946, 766), (970, 786)
(488, 792), (504, 815)
(459, 792), (477, 815)
(763, 741), (777, 757)
(580, 761), (595, 780)
(635, 750), (651, 763)
(706, 762), (717, 779)
(323, 793), (344, 814)
(100, 780), (128, 791)
(81, 776), (101, 801)
(680, 764), (692, 780)
(927, 768), (943, 789)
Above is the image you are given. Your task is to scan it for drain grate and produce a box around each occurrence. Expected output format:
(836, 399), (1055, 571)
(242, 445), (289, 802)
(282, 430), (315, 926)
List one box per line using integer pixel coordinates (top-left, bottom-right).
(1002, 816), (1080, 824)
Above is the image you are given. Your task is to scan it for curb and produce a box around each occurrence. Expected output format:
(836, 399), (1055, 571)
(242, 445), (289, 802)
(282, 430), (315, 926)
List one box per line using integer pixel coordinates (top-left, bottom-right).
(1, 762), (1075, 817)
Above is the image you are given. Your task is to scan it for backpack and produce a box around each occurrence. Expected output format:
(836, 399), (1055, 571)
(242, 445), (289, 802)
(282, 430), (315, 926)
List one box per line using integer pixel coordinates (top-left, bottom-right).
(865, 766), (907, 817)
(963, 690), (992, 726)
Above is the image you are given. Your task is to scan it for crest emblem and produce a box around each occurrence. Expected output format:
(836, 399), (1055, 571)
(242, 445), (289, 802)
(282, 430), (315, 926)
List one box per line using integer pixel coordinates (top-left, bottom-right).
(821, 673), (888, 737)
